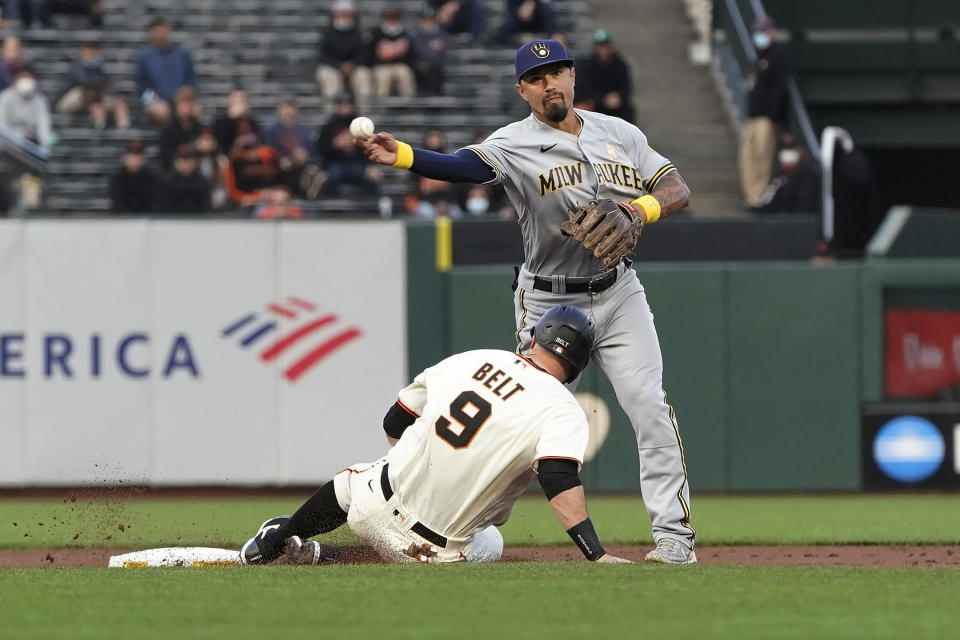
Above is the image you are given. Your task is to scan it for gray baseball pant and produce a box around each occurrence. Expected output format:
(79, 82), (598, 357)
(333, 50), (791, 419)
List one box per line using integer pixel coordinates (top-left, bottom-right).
(514, 263), (695, 547)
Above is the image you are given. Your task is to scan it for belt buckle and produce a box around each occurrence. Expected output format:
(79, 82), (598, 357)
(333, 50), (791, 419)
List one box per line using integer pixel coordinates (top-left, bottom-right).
(588, 270), (613, 294)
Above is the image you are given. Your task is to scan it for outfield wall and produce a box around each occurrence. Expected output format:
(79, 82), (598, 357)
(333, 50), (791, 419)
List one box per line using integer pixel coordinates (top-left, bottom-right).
(2, 219), (958, 490)
(407, 224), (960, 491)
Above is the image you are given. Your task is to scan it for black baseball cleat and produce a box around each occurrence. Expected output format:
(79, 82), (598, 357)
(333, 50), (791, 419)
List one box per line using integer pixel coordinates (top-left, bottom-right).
(240, 516), (291, 565)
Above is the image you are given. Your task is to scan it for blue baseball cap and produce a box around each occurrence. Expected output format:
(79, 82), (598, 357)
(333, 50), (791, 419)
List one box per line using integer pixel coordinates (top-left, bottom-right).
(515, 39), (573, 83)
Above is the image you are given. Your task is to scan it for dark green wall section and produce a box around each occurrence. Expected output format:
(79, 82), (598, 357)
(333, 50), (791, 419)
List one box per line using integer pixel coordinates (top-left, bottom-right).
(448, 266), (517, 354)
(725, 265), (861, 490)
(639, 267), (727, 491)
(406, 222), (448, 377)
(404, 229), (960, 491)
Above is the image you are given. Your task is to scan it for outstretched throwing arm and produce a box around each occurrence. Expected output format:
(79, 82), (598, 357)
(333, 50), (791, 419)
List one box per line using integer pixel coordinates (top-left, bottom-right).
(360, 133), (496, 184)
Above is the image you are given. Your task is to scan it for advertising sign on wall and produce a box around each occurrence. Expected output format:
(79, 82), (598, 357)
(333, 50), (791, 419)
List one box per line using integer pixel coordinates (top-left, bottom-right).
(0, 220), (407, 486)
(862, 403), (960, 489)
(885, 308), (960, 398)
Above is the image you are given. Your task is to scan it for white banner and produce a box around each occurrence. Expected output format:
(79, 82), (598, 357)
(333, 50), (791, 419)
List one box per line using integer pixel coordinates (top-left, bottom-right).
(0, 219), (406, 486)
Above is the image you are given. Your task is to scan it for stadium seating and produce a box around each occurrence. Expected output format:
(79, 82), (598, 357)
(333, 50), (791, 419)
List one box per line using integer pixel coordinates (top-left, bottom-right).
(10, 0), (596, 215)
(759, 0), (960, 145)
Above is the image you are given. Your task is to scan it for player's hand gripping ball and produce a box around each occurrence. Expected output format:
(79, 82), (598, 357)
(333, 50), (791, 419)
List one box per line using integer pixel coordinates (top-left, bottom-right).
(349, 116), (375, 140)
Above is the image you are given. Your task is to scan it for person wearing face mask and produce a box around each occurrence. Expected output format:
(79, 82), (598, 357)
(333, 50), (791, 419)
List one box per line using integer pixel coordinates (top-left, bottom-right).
(316, 0), (373, 98)
(738, 14), (791, 208)
(756, 133), (820, 214)
(55, 40), (130, 130)
(0, 67), (52, 149)
(404, 128), (462, 218)
(368, 7), (417, 97)
(212, 89), (260, 155)
(463, 185), (492, 216)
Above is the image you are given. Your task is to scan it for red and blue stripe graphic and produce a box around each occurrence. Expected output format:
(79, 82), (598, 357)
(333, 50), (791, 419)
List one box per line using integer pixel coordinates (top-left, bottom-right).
(221, 297), (362, 382)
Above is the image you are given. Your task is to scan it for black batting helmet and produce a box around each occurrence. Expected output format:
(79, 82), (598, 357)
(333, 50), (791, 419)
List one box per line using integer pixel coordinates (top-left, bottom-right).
(532, 305), (595, 383)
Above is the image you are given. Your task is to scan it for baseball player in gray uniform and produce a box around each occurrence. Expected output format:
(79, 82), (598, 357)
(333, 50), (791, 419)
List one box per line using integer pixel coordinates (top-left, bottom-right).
(360, 39), (695, 563)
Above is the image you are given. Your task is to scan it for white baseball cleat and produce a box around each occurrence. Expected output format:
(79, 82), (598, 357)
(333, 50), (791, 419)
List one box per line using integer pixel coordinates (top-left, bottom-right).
(644, 538), (697, 565)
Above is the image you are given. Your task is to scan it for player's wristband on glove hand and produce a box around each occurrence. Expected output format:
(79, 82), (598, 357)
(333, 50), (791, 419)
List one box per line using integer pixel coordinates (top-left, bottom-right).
(567, 518), (606, 561)
(630, 194), (661, 224)
(392, 141), (414, 170)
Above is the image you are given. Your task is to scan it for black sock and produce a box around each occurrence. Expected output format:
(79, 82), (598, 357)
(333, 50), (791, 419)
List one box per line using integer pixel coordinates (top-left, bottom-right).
(261, 481), (347, 560)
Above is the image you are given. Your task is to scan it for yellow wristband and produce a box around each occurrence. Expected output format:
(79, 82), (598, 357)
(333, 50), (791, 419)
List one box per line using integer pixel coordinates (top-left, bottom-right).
(392, 141), (414, 170)
(631, 194), (661, 224)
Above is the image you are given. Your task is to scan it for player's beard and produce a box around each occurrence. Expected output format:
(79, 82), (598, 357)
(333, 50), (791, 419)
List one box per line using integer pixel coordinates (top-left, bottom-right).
(543, 95), (568, 123)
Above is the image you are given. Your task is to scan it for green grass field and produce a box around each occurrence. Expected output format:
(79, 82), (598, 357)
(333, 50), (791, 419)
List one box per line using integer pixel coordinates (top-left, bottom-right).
(3, 493), (960, 548)
(3, 494), (959, 639)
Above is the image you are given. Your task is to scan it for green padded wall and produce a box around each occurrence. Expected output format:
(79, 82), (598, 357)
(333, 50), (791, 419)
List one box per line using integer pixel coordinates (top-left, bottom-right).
(725, 265), (861, 490)
(404, 224), (960, 490)
(637, 265), (728, 490)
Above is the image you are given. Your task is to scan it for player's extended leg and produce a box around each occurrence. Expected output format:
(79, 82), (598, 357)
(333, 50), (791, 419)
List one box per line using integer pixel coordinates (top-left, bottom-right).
(240, 480), (346, 565)
(590, 272), (696, 563)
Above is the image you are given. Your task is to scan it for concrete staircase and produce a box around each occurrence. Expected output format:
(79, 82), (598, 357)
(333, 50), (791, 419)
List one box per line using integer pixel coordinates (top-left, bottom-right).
(589, 0), (742, 214)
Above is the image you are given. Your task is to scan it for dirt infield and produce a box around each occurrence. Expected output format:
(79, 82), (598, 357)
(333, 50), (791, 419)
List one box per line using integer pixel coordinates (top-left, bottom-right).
(2, 545), (958, 568)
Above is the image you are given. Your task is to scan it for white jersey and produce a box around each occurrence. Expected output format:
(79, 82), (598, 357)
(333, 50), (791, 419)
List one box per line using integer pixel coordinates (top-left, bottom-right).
(385, 348), (589, 541)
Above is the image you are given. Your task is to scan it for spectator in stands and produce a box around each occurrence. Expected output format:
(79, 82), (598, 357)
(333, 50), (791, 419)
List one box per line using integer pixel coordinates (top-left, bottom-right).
(315, 93), (382, 197)
(156, 144), (211, 213)
(263, 98), (315, 196)
(404, 128), (462, 218)
(135, 16), (196, 125)
(158, 86), (203, 169)
(412, 9), (447, 96)
(462, 184), (491, 216)
(496, 0), (556, 44)
(193, 125), (228, 209)
(2, 36), (25, 78)
(223, 132), (280, 208)
(0, 67), (52, 149)
(109, 139), (156, 213)
(254, 185), (304, 219)
(315, 0), (372, 98)
(213, 89), (260, 156)
(756, 133), (820, 214)
(54, 40), (130, 130)
(10, 0), (102, 28)
(739, 14), (791, 209)
(428, 0), (485, 43)
(369, 7), (417, 97)
(575, 29), (635, 123)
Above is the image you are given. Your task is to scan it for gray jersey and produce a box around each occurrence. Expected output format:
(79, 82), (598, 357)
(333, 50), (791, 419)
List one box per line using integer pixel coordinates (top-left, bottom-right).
(466, 109), (676, 277)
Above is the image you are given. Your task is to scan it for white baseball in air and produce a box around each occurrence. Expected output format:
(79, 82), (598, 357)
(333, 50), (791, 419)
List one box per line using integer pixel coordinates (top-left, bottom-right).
(349, 116), (375, 140)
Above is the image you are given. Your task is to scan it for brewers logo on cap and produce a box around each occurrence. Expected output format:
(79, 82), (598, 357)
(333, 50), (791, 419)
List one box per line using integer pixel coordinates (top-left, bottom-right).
(531, 41), (550, 58)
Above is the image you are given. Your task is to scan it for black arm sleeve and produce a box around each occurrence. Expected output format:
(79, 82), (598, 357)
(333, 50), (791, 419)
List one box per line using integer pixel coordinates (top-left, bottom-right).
(383, 400), (417, 439)
(410, 148), (497, 184)
(537, 458), (582, 501)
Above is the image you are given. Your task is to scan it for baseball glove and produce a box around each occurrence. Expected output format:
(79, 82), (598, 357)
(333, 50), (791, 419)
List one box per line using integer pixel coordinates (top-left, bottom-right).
(560, 199), (645, 268)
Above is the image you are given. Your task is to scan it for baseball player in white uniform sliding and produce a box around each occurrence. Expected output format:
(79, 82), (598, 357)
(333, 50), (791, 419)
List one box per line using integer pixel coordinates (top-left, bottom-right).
(359, 40), (696, 563)
(241, 305), (630, 565)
